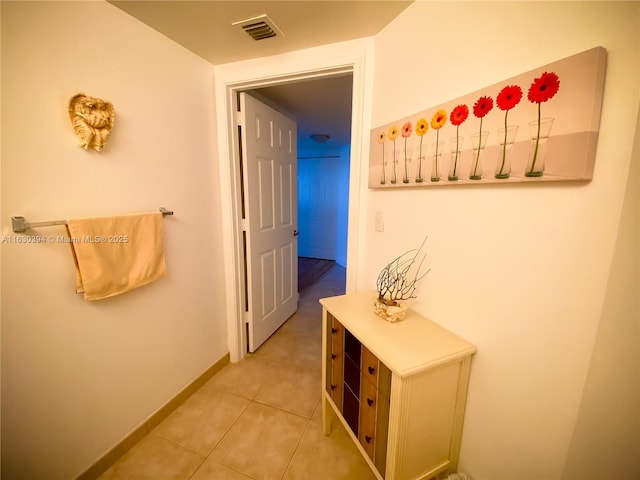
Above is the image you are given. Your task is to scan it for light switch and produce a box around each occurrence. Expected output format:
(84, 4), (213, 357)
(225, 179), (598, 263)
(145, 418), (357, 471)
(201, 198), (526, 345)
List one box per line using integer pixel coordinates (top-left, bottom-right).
(375, 211), (384, 232)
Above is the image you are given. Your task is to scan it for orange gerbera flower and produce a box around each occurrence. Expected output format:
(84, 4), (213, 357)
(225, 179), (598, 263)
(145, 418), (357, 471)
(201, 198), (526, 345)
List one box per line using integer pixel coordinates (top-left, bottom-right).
(401, 121), (412, 138)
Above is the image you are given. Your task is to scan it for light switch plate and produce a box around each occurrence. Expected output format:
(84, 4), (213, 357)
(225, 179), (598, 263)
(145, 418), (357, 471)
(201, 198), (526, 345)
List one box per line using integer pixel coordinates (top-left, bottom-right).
(375, 211), (384, 232)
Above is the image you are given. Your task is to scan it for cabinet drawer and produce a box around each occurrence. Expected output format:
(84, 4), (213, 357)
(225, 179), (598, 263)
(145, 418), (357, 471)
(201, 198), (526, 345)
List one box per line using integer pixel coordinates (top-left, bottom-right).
(360, 376), (378, 419)
(374, 388), (390, 477)
(344, 329), (361, 365)
(358, 405), (376, 461)
(361, 346), (392, 400)
(343, 384), (359, 436)
(331, 316), (344, 354)
(377, 361), (392, 400)
(330, 353), (343, 409)
(361, 346), (380, 388)
(343, 355), (360, 398)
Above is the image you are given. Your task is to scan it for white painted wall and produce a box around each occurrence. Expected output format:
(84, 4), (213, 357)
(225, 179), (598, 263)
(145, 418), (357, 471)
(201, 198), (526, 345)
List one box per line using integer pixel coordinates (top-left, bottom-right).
(336, 144), (351, 267)
(561, 104), (639, 479)
(365, 2), (639, 479)
(3, 2), (636, 479)
(1, 2), (226, 478)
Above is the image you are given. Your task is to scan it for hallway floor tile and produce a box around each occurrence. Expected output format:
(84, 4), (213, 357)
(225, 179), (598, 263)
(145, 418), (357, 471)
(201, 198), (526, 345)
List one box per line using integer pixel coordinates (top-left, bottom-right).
(99, 265), (376, 480)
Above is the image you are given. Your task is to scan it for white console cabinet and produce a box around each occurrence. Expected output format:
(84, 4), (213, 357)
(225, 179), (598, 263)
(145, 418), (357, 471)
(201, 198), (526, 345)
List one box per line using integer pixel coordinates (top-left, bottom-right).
(321, 292), (476, 480)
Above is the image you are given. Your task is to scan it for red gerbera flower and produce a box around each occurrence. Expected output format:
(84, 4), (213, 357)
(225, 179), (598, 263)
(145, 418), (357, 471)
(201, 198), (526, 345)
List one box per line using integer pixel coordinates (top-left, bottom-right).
(473, 96), (493, 118)
(449, 104), (468, 181)
(497, 85), (523, 111)
(450, 104), (469, 126)
(528, 71), (560, 104)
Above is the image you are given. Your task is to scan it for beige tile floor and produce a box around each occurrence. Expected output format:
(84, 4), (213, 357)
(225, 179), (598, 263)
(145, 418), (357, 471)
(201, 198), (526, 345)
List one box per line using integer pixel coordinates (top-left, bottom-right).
(99, 265), (377, 480)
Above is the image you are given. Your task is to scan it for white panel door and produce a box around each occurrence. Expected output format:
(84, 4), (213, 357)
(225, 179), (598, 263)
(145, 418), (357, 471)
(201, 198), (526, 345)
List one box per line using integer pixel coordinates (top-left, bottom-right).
(298, 157), (339, 260)
(240, 92), (298, 352)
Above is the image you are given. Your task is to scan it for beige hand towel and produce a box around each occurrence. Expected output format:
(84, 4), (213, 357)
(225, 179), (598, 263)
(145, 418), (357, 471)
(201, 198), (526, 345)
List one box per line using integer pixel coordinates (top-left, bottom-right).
(65, 213), (166, 300)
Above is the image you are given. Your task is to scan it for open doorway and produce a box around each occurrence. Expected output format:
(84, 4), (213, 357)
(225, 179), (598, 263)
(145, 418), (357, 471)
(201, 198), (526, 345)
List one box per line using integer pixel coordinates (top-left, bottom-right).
(253, 74), (352, 291)
(215, 40), (371, 362)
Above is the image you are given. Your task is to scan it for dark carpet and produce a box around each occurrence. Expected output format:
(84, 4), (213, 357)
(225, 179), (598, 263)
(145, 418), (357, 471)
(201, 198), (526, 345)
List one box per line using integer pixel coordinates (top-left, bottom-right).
(298, 257), (336, 293)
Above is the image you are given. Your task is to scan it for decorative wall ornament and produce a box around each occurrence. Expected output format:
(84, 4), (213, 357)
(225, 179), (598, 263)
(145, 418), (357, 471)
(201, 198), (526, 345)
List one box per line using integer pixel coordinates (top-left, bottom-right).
(68, 93), (115, 151)
(369, 46), (607, 188)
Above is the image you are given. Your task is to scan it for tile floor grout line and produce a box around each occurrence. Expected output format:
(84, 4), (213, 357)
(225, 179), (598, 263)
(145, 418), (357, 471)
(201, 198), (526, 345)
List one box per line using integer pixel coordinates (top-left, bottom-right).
(278, 416), (314, 480)
(250, 395), (322, 422)
(204, 395), (253, 455)
(99, 266), (347, 479)
(185, 397), (255, 480)
(151, 430), (205, 458)
(151, 387), (257, 459)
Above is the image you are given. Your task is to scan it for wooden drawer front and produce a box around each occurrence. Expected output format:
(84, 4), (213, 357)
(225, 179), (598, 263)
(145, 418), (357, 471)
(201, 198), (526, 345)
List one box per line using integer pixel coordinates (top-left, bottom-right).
(377, 361), (392, 400)
(330, 352), (343, 410)
(361, 375), (391, 475)
(344, 329), (361, 365)
(343, 355), (361, 398)
(331, 316), (344, 354)
(358, 406), (376, 461)
(360, 376), (378, 419)
(361, 345), (392, 399)
(361, 346), (380, 388)
(374, 389), (391, 477)
(343, 385), (360, 436)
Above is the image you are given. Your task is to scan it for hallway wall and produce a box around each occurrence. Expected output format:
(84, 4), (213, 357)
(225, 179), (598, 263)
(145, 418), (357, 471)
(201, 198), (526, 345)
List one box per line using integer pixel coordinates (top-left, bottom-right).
(363, 2), (639, 479)
(2, 2), (637, 479)
(1, 2), (226, 478)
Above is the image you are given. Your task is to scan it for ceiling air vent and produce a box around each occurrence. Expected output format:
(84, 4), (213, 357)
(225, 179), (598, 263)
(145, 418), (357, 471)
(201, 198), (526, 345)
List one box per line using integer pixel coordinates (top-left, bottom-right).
(232, 14), (284, 41)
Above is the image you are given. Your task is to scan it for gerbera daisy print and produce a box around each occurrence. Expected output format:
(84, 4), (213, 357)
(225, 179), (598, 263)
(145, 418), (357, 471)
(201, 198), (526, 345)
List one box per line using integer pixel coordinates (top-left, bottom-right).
(495, 85), (523, 179)
(449, 104), (469, 181)
(430, 110), (447, 181)
(388, 125), (399, 183)
(401, 121), (412, 183)
(527, 72), (561, 177)
(470, 96), (493, 180)
(369, 47), (604, 188)
(415, 118), (428, 182)
(528, 72), (560, 104)
(378, 131), (386, 184)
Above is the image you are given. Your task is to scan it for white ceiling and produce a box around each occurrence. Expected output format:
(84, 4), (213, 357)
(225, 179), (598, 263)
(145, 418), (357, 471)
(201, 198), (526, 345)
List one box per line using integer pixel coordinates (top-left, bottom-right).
(256, 73), (354, 150)
(108, 1), (412, 65)
(109, 1), (412, 151)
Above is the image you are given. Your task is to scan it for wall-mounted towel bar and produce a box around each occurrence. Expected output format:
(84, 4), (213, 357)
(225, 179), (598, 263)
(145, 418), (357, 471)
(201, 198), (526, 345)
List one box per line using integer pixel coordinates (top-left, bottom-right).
(11, 208), (174, 233)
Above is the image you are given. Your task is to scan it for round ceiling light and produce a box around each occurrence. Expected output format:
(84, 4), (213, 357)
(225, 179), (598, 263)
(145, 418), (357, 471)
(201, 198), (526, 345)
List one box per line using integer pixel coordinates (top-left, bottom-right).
(310, 134), (331, 144)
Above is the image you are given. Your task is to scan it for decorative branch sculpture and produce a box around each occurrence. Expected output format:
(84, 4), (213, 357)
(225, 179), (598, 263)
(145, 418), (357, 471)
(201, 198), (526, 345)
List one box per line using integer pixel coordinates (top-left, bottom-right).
(376, 236), (430, 306)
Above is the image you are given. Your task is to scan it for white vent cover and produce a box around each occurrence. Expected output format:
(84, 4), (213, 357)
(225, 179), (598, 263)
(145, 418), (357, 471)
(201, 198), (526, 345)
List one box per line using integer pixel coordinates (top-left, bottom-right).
(232, 14), (284, 41)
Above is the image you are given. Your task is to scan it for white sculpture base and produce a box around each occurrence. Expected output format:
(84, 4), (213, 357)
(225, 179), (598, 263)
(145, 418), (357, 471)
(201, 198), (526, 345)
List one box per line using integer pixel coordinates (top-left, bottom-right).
(373, 299), (408, 323)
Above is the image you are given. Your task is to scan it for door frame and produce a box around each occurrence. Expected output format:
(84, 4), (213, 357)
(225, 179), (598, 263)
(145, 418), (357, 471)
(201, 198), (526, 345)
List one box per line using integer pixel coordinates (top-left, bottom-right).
(214, 38), (373, 361)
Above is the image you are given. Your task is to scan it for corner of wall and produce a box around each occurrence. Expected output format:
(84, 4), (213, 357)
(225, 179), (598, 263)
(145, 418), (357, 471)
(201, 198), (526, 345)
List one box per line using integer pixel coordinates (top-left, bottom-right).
(561, 103), (640, 480)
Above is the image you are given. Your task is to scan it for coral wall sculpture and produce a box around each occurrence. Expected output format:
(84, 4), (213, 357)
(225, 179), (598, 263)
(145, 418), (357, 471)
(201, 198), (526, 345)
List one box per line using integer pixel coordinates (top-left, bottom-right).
(68, 93), (115, 151)
(369, 46), (607, 188)
(374, 237), (430, 322)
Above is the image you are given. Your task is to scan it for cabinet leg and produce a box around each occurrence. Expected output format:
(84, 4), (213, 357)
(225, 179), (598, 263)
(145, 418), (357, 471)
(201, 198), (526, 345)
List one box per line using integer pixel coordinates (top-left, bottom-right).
(322, 396), (333, 435)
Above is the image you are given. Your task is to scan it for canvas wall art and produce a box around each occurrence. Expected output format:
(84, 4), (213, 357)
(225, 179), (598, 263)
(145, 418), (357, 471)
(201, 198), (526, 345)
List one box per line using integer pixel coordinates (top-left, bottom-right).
(369, 46), (607, 188)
